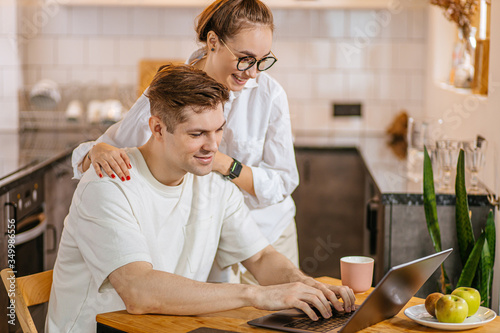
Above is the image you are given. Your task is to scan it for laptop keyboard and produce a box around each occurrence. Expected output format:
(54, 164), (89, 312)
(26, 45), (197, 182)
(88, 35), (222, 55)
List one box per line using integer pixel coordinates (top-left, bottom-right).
(284, 311), (354, 332)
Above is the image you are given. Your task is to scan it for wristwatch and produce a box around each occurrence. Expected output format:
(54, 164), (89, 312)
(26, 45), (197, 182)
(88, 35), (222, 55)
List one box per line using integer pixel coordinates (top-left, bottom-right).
(226, 158), (242, 180)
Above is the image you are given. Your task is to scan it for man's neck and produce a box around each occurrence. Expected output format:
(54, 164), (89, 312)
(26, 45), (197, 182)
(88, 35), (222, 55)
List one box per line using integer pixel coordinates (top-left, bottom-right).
(137, 142), (185, 187)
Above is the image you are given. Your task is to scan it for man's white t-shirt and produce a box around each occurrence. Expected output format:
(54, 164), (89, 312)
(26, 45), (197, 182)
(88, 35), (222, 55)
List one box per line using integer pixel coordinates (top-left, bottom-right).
(46, 148), (269, 332)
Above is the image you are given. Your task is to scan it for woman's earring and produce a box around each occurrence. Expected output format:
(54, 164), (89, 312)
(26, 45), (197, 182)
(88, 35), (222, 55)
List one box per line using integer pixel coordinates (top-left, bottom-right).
(211, 48), (215, 51)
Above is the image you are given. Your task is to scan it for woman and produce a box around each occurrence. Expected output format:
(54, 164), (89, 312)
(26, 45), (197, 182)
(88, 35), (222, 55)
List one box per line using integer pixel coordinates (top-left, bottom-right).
(72, 0), (299, 284)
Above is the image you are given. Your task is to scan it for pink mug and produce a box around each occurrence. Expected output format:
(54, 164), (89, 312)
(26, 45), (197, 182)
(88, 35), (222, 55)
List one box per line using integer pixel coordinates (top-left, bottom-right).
(340, 256), (374, 294)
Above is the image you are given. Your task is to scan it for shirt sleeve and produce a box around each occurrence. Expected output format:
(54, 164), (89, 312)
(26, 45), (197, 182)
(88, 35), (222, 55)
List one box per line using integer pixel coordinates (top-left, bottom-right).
(69, 180), (152, 291)
(71, 93), (153, 179)
(215, 183), (269, 269)
(246, 88), (299, 209)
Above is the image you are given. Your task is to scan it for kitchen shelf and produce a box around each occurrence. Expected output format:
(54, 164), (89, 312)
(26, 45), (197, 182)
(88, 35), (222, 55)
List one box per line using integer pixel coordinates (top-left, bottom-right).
(437, 82), (488, 101)
(64, 0), (427, 9)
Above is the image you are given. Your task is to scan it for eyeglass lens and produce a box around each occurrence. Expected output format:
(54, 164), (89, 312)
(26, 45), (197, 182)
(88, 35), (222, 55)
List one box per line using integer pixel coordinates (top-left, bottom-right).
(237, 57), (276, 71)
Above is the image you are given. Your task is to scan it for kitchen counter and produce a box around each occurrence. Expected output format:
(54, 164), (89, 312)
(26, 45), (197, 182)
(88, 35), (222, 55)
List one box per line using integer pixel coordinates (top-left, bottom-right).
(0, 127), (107, 195)
(293, 131), (494, 206)
(293, 131), (495, 298)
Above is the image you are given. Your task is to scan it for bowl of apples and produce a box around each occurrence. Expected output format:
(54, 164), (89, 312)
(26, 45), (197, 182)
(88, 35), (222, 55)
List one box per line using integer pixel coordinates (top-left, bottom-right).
(404, 287), (497, 330)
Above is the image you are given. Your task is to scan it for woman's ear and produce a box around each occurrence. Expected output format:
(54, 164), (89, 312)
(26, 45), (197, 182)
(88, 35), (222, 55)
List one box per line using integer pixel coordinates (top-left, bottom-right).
(206, 31), (218, 52)
(149, 116), (164, 140)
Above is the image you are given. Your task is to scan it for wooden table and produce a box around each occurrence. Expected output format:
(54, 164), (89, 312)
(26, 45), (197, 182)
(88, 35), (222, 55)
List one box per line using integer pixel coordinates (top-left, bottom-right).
(96, 277), (500, 333)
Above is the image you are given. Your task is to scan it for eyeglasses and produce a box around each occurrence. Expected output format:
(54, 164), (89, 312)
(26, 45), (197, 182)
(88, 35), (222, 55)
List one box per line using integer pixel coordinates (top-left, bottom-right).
(220, 38), (278, 72)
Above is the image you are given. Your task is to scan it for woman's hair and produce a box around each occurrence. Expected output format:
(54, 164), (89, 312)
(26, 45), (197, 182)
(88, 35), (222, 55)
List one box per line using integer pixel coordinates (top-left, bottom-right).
(195, 0), (274, 43)
(146, 64), (229, 133)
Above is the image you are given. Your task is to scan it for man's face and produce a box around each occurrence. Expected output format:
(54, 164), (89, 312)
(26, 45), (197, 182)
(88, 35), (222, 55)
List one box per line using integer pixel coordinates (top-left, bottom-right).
(163, 104), (225, 183)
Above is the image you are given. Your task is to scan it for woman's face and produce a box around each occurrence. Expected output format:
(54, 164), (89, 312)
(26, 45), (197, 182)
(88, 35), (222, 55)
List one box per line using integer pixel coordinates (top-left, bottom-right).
(207, 26), (273, 92)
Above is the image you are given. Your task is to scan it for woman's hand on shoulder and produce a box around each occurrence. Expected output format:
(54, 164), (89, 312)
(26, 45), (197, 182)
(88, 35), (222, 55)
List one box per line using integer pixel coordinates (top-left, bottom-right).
(89, 143), (132, 181)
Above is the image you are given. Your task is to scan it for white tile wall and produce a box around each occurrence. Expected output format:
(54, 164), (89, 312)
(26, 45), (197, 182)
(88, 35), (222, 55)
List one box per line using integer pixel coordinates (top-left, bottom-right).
(0, 38), (18, 66)
(394, 42), (426, 70)
(348, 72), (377, 100)
(70, 7), (101, 35)
(17, 4), (428, 134)
(315, 71), (345, 100)
(162, 8), (201, 37)
(283, 72), (313, 100)
(408, 72), (425, 102)
(27, 37), (56, 65)
(365, 42), (393, 69)
(378, 73), (407, 101)
(272, 40), (303, 68)
(379, 9), (408, 39)
(1, 0), (20, 131)
(102, 7), (131, 36)
(147, 38), (182, 60)
(334, 42), (365, 69)
(40, 66), (70, 85)
(88, 38), (116, 66)
(304, 39), (332, 69)
(132, 8), (162, 37)
(316, 10), (345, 38)
(58, 37), (86, 65)
(117, 38), (149, 66)
(39, 6), (71, 36)
(0, 1), (16, 35)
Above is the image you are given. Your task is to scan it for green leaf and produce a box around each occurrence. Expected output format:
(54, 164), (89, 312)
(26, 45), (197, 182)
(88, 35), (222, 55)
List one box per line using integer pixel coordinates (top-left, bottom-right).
(423, 146), (442, 253)
(480, 238), (492, 308)
(457, 232), (486, 287)
(455, 149), (475, 265)
(485, 210), (496, 265)
(422, 146), (451, 293)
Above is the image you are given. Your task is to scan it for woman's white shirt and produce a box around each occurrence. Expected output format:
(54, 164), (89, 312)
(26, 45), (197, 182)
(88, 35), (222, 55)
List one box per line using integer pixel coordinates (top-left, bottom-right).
(71, 53), (299, 243)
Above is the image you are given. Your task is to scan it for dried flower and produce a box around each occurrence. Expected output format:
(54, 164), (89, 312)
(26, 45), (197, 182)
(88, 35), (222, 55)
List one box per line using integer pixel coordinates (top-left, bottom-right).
(430, 0), (478, 37)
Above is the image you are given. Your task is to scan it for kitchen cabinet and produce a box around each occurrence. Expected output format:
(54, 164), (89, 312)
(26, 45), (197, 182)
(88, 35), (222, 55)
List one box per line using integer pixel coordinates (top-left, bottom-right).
(293, 148), (368, 280)
(384, 197), (494, 298)
(44, 155), (78, 270)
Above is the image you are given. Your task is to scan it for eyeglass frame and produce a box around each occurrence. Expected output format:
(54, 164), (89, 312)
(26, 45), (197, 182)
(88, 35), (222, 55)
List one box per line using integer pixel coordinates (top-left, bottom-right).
(219, 38), (278, 72)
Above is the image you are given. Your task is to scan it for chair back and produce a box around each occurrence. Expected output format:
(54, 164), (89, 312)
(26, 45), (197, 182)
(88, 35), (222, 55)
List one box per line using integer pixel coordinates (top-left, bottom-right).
(1, 268), (53, 333)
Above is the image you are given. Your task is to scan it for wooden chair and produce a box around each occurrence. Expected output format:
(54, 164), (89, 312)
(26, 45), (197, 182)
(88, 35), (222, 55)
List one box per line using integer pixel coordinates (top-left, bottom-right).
(1, 268), (53, 333)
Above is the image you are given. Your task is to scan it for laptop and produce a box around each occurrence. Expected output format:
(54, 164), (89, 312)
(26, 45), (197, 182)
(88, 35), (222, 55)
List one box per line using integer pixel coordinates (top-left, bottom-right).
(248, 249), (452, 333)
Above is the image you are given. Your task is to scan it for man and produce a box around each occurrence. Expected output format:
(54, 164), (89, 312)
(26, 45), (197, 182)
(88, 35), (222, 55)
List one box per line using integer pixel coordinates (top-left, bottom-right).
(46, 65), (355, 332)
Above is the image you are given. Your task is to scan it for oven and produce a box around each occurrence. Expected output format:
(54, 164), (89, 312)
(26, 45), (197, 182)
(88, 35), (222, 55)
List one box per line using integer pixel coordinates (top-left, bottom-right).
(1, 171), (56, 332)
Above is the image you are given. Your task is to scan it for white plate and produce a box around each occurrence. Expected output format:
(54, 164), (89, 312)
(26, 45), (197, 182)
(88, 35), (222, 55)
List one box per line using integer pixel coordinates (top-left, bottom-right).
(404, 304), (497, 331)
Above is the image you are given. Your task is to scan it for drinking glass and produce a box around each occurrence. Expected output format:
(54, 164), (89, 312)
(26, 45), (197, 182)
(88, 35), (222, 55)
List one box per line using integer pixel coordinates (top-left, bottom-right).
(463, 139), (488, 192)
(407, 117), (443, 182)
(436, 140), (460, 191)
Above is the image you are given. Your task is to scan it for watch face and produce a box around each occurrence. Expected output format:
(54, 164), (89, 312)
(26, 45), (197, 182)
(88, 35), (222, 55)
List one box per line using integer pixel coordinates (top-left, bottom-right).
(228, 159), (242, 179)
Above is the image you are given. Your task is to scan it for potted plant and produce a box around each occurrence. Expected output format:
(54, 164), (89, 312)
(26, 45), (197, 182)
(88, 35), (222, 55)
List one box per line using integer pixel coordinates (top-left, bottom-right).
(423, 146), (495, 307)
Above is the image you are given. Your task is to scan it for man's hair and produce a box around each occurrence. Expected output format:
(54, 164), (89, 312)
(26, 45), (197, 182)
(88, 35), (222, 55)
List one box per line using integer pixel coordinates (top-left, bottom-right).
(195, 0), (274, 43)
(145, 64), (229, 133)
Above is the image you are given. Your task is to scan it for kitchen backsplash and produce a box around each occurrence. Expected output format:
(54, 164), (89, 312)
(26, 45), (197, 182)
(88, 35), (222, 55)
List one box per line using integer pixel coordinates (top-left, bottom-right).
(18, 2), (427, 134)
(0, 0), (20, 131)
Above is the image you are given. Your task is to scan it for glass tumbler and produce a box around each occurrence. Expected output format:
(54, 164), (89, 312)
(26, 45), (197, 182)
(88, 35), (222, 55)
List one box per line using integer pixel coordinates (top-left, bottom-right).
(407, 117), (443, 182)
(436, 140), (460, 191)
(463, 139), (488, 192)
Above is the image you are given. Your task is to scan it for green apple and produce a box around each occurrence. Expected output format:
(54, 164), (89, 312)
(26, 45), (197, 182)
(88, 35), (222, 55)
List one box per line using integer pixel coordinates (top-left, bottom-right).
(435, 294), (468, 323)
(452, 287), (481, 317)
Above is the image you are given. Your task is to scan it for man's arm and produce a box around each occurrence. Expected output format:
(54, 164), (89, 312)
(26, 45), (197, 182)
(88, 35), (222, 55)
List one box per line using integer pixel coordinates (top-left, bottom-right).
(242, 245), (357, 314)
(108, 258), (352, 321)
(108, 261), (253, 315)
